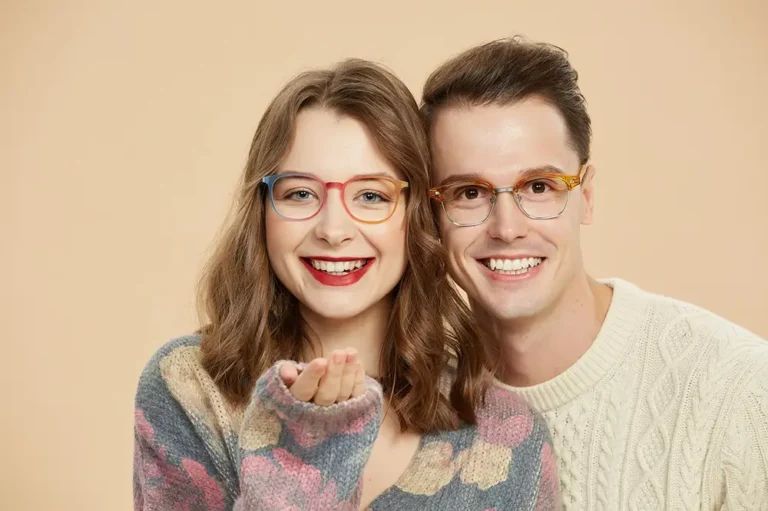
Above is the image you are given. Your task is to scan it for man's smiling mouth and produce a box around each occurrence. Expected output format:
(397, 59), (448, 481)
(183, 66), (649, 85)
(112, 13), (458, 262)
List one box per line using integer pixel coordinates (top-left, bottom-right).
(479, 257), (544, 275)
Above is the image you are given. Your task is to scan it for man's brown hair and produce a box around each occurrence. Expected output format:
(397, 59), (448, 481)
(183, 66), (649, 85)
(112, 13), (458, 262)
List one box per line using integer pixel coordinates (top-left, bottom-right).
(421, 37), (592, 164)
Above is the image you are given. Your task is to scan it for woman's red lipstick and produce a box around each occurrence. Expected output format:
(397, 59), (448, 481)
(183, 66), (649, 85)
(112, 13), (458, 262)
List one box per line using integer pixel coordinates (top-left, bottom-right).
(301, 257), (373, 287)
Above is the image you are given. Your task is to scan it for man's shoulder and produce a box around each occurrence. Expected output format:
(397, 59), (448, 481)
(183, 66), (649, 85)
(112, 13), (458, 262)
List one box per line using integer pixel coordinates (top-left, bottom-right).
(610, 278), (767, 361)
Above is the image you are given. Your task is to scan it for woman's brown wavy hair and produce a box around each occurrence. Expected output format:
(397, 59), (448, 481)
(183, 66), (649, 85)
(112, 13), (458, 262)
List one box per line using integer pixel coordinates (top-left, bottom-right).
(198, 58), (489, 432)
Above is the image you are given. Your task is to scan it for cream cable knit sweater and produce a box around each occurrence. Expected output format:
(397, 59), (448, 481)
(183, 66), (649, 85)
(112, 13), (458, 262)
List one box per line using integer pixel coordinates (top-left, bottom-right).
(498, 278), (768, 510)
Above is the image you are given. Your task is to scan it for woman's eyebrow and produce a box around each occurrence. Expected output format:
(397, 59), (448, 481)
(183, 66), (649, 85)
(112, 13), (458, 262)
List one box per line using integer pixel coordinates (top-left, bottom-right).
(351, 171), (398, 179)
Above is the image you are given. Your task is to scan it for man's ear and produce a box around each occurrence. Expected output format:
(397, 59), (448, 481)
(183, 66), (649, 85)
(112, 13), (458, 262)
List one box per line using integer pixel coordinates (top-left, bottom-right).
(580, 163), (596, 225)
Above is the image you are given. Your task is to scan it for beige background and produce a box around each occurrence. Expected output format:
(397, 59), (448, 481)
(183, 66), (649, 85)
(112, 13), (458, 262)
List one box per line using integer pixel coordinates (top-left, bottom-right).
(3, 0), (767, 509)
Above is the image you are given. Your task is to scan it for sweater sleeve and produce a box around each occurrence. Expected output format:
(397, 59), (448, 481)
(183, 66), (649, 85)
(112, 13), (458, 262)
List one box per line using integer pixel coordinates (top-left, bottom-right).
(133, 341), (234, 510)
(716, 359), (768, 510)
(234, 361), (383, 510)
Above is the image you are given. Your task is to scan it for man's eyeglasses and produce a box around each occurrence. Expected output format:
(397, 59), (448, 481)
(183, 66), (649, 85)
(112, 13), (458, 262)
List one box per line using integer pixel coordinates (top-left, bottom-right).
(429, 164), (588, 226)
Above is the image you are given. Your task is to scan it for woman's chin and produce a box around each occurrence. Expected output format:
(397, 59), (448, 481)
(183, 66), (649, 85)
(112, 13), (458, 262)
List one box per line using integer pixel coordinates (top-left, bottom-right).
(297, 287), (397, 322)
(299, 294), (374, 321)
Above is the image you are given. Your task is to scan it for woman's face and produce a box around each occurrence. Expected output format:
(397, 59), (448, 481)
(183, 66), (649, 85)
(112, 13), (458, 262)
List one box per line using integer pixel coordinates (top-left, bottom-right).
(265, 107), (408, 320)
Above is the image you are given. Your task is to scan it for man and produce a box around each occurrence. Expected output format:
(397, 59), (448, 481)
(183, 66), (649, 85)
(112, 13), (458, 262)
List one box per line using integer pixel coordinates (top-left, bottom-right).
(422, 37), (768, 510)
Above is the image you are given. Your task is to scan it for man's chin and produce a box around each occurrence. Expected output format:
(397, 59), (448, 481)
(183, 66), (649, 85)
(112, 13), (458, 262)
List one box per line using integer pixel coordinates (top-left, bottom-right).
(479, 294), (544, 321)
(467, 274), (550, 320)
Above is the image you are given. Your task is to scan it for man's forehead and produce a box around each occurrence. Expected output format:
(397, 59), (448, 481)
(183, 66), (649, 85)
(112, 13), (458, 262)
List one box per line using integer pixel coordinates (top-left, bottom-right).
(429, 99), (576, 180)
(430, 98), (568, 137)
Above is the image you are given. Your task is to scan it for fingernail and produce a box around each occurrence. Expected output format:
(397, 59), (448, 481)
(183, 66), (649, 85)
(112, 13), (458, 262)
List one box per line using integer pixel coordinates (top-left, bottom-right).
(333, 351), (345, 364)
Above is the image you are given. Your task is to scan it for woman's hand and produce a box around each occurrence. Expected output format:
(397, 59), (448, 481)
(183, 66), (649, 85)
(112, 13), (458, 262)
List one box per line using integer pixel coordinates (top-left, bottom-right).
(279, 348), (366, 406)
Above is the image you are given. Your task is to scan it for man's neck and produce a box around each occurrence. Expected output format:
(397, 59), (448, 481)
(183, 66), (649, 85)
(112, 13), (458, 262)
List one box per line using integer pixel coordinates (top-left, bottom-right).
(300, 296), (391, 377)
(479, 274), (613, 387)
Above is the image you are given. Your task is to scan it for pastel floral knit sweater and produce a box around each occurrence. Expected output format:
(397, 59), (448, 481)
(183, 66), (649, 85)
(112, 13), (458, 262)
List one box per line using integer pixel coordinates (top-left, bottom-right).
(133, 336), (560, 510)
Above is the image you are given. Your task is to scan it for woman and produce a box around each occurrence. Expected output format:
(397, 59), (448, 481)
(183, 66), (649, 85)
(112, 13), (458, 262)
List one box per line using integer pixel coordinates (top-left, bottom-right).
(133, 59), (560, 510)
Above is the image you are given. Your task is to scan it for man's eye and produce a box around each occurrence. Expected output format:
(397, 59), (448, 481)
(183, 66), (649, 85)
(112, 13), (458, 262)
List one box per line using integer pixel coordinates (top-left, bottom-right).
(457, 187), (482, 199)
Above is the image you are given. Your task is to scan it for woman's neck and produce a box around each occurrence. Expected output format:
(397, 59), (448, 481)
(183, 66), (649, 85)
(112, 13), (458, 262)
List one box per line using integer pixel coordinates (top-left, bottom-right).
(300, 295), (392, 377)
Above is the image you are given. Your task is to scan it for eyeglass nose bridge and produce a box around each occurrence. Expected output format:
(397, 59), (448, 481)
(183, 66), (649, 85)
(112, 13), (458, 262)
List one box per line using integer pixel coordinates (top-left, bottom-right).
(321, 181), (345, 203)
(316, 181), (347, 215)
(491, 186), (520, 206)
(487, 186), (523, 220)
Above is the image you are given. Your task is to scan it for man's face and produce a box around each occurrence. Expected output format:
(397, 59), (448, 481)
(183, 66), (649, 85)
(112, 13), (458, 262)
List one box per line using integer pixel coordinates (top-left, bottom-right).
(430, 97), (595, 321)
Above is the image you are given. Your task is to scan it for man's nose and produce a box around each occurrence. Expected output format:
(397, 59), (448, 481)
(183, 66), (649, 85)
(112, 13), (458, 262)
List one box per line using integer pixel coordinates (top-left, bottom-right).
(485, 192), (530, 242)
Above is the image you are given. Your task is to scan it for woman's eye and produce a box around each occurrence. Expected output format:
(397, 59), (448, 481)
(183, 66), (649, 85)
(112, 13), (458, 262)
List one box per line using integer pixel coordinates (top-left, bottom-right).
(360, 192), (389, 203)
(288, 190), (314, 200)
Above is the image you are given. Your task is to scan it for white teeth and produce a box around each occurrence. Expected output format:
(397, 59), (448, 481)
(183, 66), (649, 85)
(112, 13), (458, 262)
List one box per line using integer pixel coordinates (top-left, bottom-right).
(307, 259), (368, 275)
(483, 257), (543, 275)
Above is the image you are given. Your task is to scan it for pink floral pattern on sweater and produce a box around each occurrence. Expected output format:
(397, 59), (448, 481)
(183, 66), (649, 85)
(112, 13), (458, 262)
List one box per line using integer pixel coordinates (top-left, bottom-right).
(477, 386), (535, 448)
(134, 409), (226, 510)
(236, 449), (357, 510)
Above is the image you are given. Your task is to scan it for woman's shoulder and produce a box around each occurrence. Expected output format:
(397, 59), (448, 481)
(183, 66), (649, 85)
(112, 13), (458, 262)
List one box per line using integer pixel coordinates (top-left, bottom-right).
(135, 334), (204, 403)
(439, 366), (541, 419)
(134, 333), (241, 438)
(479, 382), (541, 418)
(437, 367), (548, 447)
(474, 383), (547, 448)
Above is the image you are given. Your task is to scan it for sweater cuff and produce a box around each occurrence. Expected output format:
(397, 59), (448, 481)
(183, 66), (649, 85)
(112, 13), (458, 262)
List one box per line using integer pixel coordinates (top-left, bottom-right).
(253, 361), (383, 447)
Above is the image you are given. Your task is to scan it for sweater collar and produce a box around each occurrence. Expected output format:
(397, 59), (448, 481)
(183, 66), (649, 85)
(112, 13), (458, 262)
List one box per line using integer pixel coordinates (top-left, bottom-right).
(495, 278), (647, 411)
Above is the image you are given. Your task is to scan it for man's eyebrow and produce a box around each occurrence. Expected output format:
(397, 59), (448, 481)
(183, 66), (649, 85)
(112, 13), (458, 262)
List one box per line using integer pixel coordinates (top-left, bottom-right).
(435, 166), (567, 187)
(517, 165), (566, 179)
(436, 173), (485, 186)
